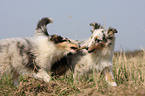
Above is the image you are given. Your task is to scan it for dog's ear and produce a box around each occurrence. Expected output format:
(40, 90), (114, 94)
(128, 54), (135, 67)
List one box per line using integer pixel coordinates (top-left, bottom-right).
(107, 27), (117, 38)
(50, 35), (66, 44)
(88, 43), (106, 53)
(50, 35), (59, 43)
(35, 17), (53, 36)
(50, 35), (58, 40)
(90, 22), (104, 33)
(108, 27), (117, 33)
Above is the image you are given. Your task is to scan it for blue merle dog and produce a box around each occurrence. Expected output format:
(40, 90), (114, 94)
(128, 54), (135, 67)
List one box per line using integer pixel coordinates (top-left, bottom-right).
(0, 17), (79, 86)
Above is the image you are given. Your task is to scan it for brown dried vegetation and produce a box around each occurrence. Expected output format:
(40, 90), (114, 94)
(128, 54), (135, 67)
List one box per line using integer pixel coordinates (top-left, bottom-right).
(1, 50), (145, 96)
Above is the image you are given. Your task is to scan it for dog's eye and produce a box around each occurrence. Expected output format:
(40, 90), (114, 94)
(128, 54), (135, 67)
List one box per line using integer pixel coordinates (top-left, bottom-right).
(70, 47), (78, 50)
(107, 37), (113, 40)
(62, 39), (67, 42)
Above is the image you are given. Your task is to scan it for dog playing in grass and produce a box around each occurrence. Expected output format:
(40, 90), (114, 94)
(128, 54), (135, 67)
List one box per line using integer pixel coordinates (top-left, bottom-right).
(72, 23), (117, 86)
(50, 21), (118, 86)
(0, 17), (79, 86)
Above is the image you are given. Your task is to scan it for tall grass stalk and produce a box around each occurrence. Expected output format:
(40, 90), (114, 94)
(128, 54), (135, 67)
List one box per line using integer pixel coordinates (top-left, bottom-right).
(1, 50), (145, 95)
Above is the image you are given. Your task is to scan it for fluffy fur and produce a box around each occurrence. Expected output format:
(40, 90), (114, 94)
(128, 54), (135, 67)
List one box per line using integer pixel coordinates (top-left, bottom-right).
(0, 17), (79, 86)
(51, 22), (118, 86)
(72, 26), (117, 86)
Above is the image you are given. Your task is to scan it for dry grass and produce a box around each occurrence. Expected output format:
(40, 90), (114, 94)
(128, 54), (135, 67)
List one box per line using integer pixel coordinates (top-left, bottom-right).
(1, 50), (145, 96)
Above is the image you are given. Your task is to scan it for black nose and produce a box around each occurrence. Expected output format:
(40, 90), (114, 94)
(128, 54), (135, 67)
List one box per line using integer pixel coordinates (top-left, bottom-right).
(85, 47), (89, 50)
(88, 49), (95, 53)
(70, 47), (78, 50)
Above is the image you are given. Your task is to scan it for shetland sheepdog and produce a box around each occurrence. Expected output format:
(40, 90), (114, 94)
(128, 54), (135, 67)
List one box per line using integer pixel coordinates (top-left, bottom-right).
(0, 17), (79, 86)
(51, 22), (118, 86)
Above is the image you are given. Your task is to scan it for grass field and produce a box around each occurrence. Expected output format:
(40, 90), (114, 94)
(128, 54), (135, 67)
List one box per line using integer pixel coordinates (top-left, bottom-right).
(0, 50), (145, 96)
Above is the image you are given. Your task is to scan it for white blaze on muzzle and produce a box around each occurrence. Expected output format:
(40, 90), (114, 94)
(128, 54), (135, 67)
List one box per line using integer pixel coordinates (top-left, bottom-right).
(87, 29), (107, 47)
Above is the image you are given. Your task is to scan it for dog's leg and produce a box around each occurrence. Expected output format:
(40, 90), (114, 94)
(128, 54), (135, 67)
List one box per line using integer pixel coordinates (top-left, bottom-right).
(73, 72), (82, 84)
(73, 71), (82, 81)
(12, 70), (19, 87)
(33, 69), (51, 82)
(73, 64), (85, 83)
(103, 67), (117, 86)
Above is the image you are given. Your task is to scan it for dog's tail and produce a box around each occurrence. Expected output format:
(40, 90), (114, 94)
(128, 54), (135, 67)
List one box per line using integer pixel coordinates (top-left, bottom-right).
(35, 17), (53, 36)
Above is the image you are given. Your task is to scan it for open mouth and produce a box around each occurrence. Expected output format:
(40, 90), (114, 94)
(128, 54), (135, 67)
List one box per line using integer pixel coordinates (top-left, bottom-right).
(69, 45), (80, 53)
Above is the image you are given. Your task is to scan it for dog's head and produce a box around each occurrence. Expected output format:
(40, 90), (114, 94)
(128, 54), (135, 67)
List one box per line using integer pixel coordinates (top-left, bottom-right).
(49, 35), (79, 54)
(35, 17), (80, 54)
(49, 35), (79, 77)
(87, 23), (117, 53)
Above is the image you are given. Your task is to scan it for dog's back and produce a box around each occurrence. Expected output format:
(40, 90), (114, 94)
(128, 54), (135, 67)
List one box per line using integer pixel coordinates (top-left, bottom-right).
(0, 17), (79, 86)
(0, 37), (41, 75)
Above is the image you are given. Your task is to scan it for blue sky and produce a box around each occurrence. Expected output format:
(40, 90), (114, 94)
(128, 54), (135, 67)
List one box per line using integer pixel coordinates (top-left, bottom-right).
(0, 0), (145, 51)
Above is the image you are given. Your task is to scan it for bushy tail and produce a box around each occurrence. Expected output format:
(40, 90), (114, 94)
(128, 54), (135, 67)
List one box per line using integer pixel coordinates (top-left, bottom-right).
(35, 17), (53, 36)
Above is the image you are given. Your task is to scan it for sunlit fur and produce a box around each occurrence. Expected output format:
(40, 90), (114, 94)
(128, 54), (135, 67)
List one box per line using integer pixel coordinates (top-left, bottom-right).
(71, 26), (117, 86)
(0, 18), (79, 86)
(52, 23), (118, 86)
(32, 17), (118, 86)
